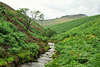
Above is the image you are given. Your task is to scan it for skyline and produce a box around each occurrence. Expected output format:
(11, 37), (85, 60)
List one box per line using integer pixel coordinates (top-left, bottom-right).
(0, 0), (100, 19)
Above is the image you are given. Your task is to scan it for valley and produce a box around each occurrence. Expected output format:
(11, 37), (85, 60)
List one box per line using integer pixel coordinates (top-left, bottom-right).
(0, 1), (100, 67)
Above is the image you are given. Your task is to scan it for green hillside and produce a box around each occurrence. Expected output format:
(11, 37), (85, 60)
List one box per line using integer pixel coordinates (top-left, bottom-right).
(0, 2), (50, 66)
(46, 15), (100, 67)
(46, 15), (99, 34)
(0, 1), (100, 67)
(37, 14), (87, 26)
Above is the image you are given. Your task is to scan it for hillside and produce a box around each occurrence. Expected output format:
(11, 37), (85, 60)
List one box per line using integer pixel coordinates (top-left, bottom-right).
(46, 15), (100, 67)
(46, 15), (98, 34)
(0, 2), (49, 66)
(37, 14), (87, 26)
(0, 1), (100, 67)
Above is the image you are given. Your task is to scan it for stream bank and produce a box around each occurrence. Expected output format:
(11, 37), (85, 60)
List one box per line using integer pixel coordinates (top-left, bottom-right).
(18, 42), (55, 67)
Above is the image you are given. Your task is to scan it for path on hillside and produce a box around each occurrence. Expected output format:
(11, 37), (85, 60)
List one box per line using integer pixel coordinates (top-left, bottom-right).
(18, 42), (55, 67)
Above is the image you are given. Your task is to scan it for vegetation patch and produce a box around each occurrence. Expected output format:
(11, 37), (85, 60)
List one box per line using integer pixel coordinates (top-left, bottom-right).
(46, 15), (100, 67)
(46, 15), (99, 34)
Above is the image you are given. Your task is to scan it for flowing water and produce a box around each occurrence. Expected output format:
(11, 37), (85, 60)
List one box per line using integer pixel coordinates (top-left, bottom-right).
(18, 42), (55, 67)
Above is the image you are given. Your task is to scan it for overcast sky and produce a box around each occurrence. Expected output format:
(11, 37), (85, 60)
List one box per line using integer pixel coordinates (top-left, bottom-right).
(0, 0), (100, 19)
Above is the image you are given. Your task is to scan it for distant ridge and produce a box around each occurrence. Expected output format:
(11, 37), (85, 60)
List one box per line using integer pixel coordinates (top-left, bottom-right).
(61, 14), (87, 18)
(37, 14), (87, 26)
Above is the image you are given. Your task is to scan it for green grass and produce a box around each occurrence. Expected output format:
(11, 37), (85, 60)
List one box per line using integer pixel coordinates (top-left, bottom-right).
(46, 15), (99, 34)
(0, 20), (40, 66)
(46, 15), (100, 67)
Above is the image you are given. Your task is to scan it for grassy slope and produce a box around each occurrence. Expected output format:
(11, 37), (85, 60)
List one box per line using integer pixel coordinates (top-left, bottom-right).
(46, 15), (97, 34)
(0, 2), (49, 66)
(46, 15), (100, 67)
(37, 14), (87, 26)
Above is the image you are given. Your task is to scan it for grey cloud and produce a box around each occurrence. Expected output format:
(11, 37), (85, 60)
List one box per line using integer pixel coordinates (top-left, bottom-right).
(46, 5), (67, 12)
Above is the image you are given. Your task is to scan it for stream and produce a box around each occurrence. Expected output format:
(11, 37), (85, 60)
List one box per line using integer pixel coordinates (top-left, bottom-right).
(18, 42), (55, 67)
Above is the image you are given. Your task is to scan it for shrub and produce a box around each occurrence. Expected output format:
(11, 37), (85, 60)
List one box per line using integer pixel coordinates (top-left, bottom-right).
(21, 43), (39, 53)
(0, 37), (5, 44)
(0, 58), (7, 66)
(43, 28), (57, 37)
(8, 47), (22, 54)
(0, 21), (17, 34)
(0, 47), (3, 56)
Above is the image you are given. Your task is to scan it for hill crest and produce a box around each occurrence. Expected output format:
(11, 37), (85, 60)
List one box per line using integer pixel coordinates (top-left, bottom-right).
(37, 14), (87, 26)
